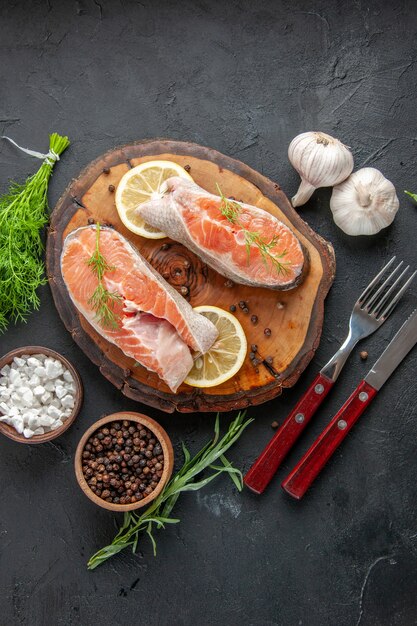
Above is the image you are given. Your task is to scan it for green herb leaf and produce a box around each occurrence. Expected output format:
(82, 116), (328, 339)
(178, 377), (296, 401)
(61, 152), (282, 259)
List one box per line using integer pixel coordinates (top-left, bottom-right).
(87, 411), (253, 570)
(405, 190), (417, 202)
(216, 185), (291, 276)
(86, 222), (122, 329)
(0, 133), (70, 332)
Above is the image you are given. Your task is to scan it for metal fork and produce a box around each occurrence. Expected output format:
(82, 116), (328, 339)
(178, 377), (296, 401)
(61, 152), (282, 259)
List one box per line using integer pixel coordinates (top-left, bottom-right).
(244, 256), (416, 494)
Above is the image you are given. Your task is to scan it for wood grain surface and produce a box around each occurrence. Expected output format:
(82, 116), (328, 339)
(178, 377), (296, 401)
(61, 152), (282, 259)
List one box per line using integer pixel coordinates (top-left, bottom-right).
(47, 139), (335, 412)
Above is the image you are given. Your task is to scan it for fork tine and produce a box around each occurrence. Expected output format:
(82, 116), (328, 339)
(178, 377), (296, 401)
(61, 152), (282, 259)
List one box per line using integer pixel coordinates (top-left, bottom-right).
(358, 256), (396, 305)
(373, 265), (410, 316)
(362, 261), (403, 311)
(378, 270), (417, 319)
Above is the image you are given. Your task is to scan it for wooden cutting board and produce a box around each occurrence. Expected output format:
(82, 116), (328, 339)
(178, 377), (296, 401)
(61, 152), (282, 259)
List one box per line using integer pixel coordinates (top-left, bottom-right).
(47, 139), (335, 413)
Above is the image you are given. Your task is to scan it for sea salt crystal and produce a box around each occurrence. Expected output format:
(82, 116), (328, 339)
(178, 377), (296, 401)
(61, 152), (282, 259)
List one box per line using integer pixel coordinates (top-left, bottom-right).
(28, 414), (40, 430)
(0, 364), (11, 376)
(28, 374), (41, 387)
(10, 417), (24, 434)
(45, 359), (62, 379)
(22, 390), (34, 407)
(55, 385), (66, 399)
(11, 392), (22, 405)
(9, 369), (21, 385)
(51, 419), (64, 430)
(23, 428), (33, 438)
(39, 415), (54, 427)
(27, 357), (41, 368)
(34, 366), (46, 378)
(40, 391), (52, 404)
(47, 405), (61, 419)
(61, 395), (75, 409)
(13, 357), (26, 368)
(33, 385), (45, 398)
(63, 370), (74, 383)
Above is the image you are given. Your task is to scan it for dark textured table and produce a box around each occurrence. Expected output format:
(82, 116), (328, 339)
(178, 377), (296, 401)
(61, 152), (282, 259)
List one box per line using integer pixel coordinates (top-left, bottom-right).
(1, 1), (417, 625)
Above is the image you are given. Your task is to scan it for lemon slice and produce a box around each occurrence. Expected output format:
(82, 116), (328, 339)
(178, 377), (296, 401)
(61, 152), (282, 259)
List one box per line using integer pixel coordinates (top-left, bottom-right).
(185, 306), (247, 388)
(115, 160), (193, 239)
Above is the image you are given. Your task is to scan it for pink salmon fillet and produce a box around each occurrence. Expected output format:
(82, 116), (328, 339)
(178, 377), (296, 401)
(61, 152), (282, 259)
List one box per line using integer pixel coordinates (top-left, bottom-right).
(136, 177), (308, 290)
(60, 226), (218, 392)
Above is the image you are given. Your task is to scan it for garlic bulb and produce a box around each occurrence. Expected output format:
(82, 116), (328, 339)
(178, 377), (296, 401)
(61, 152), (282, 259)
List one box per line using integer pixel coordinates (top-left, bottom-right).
(288, 131), (354, 207)
(330, 167), (399, 236)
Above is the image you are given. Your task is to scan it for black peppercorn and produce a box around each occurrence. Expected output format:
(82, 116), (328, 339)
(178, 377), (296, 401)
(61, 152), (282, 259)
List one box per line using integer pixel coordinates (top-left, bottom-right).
(229, 304), (236, 312)
(264, 327), (272, 336)
(108, 184), (115, 192)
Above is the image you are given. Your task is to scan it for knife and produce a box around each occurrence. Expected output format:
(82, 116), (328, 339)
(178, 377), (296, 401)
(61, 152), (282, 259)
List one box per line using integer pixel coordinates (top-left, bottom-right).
(281, 309), (417, 500)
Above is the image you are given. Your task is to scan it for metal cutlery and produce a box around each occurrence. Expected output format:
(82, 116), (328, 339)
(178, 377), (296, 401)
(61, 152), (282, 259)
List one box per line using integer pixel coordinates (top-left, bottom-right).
(244, 257), (416, 494)
(282, 308), (417, 499)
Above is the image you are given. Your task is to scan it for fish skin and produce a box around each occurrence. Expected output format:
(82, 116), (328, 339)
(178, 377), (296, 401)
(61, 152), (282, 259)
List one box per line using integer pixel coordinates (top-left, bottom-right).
(137, 177), (309, 291)
(60, 226), (218, 392)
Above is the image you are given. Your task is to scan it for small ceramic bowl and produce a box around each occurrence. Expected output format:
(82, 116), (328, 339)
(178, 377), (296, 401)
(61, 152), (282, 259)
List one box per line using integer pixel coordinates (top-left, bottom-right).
(74, 411), (174, 512)
(0, 346), (83, 444)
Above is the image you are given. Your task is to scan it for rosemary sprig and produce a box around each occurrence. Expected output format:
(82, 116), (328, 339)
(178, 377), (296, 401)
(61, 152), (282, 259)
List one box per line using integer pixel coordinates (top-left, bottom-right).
(0, 132), (70, 332)
(86, 222), (122, 329)
(216, 184), (290, 276)
(87, 411), (253, 570)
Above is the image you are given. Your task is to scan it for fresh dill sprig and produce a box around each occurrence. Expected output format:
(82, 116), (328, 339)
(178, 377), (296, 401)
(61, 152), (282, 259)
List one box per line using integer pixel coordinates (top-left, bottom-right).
(0, 132), (70, 332)
(216, 184), (290, 276)
(86, 222), (122, 329)
(87, 411), (253, 570)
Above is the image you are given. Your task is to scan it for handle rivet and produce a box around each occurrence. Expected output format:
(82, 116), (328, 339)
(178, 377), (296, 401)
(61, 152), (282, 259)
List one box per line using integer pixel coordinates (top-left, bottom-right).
(359, 392), (368, 402)
(295, 413), (304, 423)
(338, 419), (347, 430)
(315, 384), (324, 394)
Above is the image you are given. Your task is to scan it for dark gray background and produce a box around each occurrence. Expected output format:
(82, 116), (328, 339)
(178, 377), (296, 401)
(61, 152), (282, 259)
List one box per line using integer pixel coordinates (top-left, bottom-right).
(1, 1), (417, 624)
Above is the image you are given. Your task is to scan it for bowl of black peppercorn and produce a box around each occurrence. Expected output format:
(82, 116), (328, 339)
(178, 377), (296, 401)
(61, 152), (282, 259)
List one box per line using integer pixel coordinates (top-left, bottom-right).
(75, 412), (174, 512)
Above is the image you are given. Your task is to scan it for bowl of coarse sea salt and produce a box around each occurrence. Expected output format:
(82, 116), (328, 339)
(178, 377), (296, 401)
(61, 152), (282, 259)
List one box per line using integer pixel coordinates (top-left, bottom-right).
(0, 346), (83, 444)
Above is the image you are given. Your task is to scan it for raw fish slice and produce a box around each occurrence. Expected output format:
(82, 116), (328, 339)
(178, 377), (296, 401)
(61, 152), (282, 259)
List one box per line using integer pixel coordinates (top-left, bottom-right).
(62, 226), (218, 353)
(137, 177), (308, 290)
(61, 226), (218, 392)
(121, 313), (193, 392)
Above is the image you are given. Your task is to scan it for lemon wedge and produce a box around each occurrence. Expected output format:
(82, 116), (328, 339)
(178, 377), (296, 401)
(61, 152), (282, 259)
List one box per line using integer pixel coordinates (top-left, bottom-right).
(115, 160), (193, 239)
(185, 306), (247, 388)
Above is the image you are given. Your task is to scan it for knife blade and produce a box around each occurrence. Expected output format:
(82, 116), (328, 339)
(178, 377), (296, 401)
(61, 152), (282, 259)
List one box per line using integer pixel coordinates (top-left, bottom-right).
(365, 308), (417, 390)
(282, 309), (417, 499)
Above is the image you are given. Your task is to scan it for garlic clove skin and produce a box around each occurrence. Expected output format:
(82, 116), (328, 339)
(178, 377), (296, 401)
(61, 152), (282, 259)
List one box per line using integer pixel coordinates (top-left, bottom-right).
(330, 167), (399, 236)
(288, 131), (354, 207)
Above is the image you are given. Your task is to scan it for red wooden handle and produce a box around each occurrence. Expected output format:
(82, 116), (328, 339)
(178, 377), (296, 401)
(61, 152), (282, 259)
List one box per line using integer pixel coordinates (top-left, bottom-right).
(282, 380), (377, 499)
(244, 373), (333, 494)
